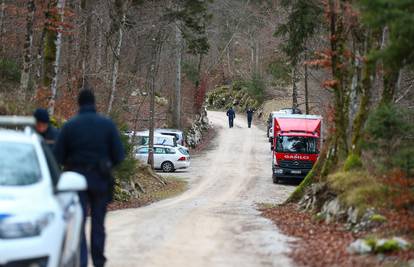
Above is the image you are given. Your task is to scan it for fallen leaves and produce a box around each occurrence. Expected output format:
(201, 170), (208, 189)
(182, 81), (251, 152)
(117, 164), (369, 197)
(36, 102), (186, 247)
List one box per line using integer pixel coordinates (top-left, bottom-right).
(261, 203), (414, 267)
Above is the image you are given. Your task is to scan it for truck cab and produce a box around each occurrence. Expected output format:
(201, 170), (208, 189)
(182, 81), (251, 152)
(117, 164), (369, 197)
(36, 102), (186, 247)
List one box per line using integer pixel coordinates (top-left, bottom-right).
(271, 114), (322, 184)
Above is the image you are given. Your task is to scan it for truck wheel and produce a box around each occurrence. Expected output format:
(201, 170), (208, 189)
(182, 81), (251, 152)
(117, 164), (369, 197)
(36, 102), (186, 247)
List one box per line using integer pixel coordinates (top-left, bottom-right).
(272, 175), (280, 184)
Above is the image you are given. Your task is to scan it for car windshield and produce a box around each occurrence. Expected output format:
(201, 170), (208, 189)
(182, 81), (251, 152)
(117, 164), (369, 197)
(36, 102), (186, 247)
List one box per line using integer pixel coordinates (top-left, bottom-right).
(276, 136), (319, 154)
(0, 142), (41, 186)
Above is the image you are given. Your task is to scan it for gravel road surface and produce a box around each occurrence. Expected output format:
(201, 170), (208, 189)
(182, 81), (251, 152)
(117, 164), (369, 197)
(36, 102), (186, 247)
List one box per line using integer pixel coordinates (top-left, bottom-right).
(104, 111), (296, 267)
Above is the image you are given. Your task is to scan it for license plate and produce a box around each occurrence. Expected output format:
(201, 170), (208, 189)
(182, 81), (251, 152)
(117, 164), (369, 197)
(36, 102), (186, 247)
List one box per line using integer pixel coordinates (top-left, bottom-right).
(291, 170), (301, 174)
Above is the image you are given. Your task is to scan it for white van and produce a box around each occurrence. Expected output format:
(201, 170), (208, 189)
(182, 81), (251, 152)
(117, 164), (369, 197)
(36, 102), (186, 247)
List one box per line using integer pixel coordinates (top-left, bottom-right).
(155, 129), (185, 146)
(133, 131), (177, 147)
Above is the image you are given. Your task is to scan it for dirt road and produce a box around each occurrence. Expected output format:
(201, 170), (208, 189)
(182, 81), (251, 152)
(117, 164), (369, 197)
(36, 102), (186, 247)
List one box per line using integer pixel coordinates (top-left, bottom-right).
(105, 111), (296, 267)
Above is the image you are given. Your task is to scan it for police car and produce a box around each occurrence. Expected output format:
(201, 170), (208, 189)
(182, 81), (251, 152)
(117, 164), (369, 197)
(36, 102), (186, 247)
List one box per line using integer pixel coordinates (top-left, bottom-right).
(0, 116), (86, 267)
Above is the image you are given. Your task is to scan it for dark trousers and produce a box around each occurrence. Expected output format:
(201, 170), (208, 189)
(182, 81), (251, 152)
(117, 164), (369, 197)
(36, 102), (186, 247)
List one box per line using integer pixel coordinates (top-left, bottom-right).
(79, 189), (109, 267)
(247, 118), (252, 128)
(229, 118), (234, 128)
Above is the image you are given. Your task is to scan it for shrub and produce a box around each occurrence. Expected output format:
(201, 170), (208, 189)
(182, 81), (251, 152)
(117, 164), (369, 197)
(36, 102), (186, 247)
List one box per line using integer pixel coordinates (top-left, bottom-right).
(328, 171), (389, 211)
(363, 103), (414, 175)
(343, 153), (363, 172)
(113, 125), (138, 183)
(0, 58), (21, 83)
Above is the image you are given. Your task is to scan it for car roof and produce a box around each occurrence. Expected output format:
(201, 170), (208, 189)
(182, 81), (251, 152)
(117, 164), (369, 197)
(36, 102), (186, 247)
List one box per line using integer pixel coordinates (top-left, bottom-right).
(0, 128), (38, 144)
(137, 144), (177, 149)
(155, 128), (183, 133)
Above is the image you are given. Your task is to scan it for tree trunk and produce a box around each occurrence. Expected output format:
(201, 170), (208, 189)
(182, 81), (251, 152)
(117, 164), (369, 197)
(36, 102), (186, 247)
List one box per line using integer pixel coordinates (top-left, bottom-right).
(255, 39), (260, 75)
(96, 16), (103, 71)
(351, 31), (376, 155)
(107, 11), (126, 115)
(148, 61), (156, 168)
(320, 0), (349, 176)
(80, 0), (93, 88)
(292, 65), (299, 109)
(304, 60), (309, 114)
(0, 0), (6, 56)
(20, 0), (36, 95)
(172, 22), (182, 128)
(48, 0), (66, 115)
(147, 31), (163, 169)
(381, 67), (399, 105)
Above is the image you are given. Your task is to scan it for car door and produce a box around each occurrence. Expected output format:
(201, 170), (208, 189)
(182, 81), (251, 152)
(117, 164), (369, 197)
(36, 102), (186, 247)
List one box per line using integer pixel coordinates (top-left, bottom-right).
(153, 147), (165, 169)
(42, 142), (81, 266)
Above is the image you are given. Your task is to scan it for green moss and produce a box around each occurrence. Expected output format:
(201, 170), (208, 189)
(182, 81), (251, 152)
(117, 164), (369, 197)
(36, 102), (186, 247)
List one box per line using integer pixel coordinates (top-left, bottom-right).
(370, 214), (387, 223)
(343, 153), (363, 172)
(314, 212), (326, 222)
(364, 237), (377, 249)
(328, 170), (389, 211)
(375, 239), (400, 253)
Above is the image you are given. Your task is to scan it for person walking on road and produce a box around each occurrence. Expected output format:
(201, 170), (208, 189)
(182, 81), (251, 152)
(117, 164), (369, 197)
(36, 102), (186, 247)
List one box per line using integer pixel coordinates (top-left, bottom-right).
(54, 89), (125, 267)
(246, 107), (254, 128)
(226, 107), (236, 128)
(33, 108), (59, 149)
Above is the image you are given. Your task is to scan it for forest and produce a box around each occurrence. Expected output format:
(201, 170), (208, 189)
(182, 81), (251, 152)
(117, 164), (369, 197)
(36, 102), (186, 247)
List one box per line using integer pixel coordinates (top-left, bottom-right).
(0, 0), (413, 227)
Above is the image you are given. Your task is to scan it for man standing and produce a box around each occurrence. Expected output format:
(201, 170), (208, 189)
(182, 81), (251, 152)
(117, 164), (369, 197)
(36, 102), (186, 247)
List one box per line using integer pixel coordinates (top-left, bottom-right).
(226, 107), (236, 128)
(33, 108), (59, 149)
(54, 89), (125, 267)
(246, 107), (254, 128)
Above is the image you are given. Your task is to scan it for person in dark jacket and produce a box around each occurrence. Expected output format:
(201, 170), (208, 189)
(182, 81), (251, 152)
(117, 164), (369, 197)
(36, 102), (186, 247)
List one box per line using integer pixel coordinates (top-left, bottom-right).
(246, 107), (254, 128)
(226, 107), (236, 128)
(33, 108), (59, 149)
(54, 89), (125, 267)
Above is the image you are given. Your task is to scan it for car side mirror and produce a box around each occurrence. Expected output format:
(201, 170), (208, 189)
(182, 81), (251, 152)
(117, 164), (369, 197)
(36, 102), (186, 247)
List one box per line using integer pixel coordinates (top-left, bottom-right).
(57, 171), (87, 192)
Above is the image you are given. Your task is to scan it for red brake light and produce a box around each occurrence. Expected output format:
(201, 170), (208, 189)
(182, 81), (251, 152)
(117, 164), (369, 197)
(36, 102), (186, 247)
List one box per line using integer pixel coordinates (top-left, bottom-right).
(178, 156), (186, 161)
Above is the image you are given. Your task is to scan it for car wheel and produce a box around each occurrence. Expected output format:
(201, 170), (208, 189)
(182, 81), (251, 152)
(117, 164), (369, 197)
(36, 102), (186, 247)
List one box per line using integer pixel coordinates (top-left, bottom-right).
(161, 161), (175, 172)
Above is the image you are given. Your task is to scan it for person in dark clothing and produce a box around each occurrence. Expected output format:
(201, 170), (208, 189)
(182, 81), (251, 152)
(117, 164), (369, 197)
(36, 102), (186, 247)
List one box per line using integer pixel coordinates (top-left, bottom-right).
(226, 107), (236, 128)
(246, 107), (254, 128)
(33, 108), (59, 149)
(54, 89), (125, 267)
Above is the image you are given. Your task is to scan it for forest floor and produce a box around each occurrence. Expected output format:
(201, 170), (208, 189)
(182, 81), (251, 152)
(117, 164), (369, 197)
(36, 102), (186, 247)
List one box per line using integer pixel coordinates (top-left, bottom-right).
(261, 203), (414, 267)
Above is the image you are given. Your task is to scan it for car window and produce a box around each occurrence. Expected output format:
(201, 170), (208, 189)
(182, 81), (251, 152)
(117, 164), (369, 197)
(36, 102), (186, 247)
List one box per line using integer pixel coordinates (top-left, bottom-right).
(0, 142), (41, 186)
(137, 147), (149, 154)
(42, 142), (61, 187)
(165, 148), (176, 154)
(178, 148), (189, 155)
(154, 147), (165, 154)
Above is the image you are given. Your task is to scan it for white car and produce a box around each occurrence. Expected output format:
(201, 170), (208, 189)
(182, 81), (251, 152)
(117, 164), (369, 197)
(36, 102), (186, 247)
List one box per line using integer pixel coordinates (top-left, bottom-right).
(129, 130), (190, 154)
(0, 117), (87, 267)
(135, 145), (190, 172)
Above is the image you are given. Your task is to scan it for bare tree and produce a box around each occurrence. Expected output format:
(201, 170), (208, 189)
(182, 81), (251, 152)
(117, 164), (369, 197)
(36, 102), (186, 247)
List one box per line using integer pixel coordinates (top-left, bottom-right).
(107, 0), (128, 115)
(172, 22), (182, 128)
(20, 0), (36, 95)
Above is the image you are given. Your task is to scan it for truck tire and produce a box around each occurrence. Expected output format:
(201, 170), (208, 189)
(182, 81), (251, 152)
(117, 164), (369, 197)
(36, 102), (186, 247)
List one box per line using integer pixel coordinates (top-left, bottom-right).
(272, 174), (280, 184)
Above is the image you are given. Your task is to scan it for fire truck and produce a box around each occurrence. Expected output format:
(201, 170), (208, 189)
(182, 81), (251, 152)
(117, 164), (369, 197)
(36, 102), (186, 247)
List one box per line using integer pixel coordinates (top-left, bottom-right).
(271, 114), (323, 184)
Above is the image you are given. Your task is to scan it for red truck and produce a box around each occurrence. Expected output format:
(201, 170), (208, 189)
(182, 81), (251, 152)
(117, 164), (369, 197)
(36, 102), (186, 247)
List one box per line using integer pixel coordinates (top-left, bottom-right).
(271, 114), (323, 184)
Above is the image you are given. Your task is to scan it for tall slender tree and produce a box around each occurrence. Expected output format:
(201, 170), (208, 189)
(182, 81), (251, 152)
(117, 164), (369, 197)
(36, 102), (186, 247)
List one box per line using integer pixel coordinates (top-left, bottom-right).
(20, 0), (36, 95)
